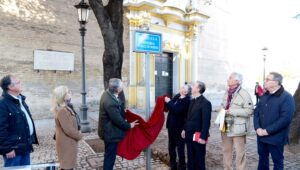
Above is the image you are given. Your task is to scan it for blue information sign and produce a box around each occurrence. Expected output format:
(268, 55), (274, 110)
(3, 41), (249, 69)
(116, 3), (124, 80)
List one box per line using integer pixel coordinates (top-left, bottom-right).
(133, 30), (162, 54)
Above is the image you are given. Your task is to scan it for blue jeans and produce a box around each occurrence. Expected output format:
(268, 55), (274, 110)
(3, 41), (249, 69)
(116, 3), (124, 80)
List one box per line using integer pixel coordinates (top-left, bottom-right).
(257, 140), (284, 170)
(3, 152), (30, 167)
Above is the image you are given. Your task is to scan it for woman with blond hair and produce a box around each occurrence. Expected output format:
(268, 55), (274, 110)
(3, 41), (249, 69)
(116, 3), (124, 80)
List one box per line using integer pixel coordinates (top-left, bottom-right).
(52, 86), (82, 170)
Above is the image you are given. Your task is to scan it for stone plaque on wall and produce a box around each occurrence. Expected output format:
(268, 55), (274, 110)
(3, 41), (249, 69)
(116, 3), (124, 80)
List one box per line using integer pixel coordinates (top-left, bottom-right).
(34, 50), (74, 71)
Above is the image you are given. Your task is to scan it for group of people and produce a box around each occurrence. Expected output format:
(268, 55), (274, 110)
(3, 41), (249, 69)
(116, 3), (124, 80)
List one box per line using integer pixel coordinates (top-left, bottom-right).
(0, 71), (295, 170)
(164, 72), (295, 170)
(0, 75), (82, 169)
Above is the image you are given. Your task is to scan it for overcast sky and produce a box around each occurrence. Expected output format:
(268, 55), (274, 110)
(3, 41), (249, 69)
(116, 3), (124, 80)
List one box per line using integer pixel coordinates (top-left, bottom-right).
(226, 0), (300, 92)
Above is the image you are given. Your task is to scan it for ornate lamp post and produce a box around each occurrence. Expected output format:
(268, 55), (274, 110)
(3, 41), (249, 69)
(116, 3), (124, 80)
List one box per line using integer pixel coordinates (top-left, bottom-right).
(75, 0), (91, 132)
(262, 47), (268, 81)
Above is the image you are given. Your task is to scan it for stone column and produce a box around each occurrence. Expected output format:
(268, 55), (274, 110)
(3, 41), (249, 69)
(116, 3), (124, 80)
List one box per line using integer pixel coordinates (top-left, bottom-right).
(187, 24), (200, 82)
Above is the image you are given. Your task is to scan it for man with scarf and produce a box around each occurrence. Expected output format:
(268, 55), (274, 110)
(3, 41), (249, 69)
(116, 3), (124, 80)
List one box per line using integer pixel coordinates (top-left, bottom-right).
(220, 72), (253, 170)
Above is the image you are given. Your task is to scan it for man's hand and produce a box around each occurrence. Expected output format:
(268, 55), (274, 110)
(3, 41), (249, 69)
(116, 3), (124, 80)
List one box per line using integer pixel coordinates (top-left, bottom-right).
(164, 96), (171, 103)
(256, 128), (269, 136)
(256, 128), (264, 136)
(181, 130), (185, 139)
(262, 129), (269, 136)
(130, 120), (139, 128)
(198, 139), (206, 144)
(6, 150), (15, 159)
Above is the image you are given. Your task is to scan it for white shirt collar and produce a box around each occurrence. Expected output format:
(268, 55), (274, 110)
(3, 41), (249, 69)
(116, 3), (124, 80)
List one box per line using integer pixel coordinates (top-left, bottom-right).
(192, 94), (201, 99)
(114, 94), (119, 99)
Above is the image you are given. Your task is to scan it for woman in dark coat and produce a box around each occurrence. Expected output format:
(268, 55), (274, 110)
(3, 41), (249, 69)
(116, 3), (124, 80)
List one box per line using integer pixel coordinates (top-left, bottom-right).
(165, 84), (191, 170)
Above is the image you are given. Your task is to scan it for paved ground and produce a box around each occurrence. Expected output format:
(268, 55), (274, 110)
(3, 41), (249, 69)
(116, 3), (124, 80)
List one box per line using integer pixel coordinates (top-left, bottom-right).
(0, 114), (168, 169)
(1, 110), (300, 169)
(152, 112), (300, 170)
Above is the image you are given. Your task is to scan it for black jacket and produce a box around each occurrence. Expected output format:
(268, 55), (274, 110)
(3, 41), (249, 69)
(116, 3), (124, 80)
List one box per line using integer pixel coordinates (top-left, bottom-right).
(184, 95), (212, 140)
(98, 90), (131, 143)
(166, 94), (190, 133)
(0, 92), (38, 155)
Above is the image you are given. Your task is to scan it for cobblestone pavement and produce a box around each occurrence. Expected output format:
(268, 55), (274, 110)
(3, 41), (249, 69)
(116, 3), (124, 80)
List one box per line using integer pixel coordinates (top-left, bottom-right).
(1, 110), (300, 170)
(152, 112), (300, 170)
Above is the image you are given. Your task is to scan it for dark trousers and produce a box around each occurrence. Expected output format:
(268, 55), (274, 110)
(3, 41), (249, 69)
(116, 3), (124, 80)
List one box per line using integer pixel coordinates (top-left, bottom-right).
(168, 129), (186, 170)
(104, 141), (118, 170)
(257, 140), (284, 170)
(186, 138), (206, 170)
(255, 95), (260, 105)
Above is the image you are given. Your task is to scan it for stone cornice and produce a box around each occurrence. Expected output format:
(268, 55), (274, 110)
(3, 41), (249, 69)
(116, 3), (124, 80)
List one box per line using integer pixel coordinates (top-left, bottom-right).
(124, 0), (209, 27)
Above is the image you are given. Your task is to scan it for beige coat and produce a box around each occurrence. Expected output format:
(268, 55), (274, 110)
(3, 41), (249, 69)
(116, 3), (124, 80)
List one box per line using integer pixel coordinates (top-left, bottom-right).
(55, 107), (82, 169)
(221, 87), (254, 137)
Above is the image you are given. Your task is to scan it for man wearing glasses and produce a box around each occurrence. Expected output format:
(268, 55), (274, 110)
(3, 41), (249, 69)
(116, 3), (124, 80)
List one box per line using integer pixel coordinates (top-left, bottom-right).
(254, 72), (295, 170)
(0, 75), (38, 167)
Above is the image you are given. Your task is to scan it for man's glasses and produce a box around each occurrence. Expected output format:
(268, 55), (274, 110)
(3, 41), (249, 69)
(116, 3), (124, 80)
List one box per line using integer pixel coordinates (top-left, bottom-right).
(265, 78), (276, 82)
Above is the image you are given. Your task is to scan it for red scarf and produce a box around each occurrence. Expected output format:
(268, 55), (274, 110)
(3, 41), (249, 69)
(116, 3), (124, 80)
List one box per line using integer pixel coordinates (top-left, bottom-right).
(226, 86), (239, 110)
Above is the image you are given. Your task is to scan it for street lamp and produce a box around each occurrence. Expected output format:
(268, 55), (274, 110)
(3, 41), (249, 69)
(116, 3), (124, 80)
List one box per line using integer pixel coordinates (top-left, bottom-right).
(262, 47), (268, 81)
(75, 0), (91, 133)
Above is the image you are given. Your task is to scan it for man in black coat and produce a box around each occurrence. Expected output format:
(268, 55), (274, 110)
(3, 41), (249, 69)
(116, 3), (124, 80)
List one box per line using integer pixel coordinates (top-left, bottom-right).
(165, 84), (191, 170)
(98, 78), (139, 170)
(0, 75), (38, 167)
(182, 81), (212, 170)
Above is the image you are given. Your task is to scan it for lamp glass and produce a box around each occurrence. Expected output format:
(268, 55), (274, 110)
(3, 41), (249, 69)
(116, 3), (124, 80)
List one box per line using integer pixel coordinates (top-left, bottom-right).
(76, 2), (90, 23)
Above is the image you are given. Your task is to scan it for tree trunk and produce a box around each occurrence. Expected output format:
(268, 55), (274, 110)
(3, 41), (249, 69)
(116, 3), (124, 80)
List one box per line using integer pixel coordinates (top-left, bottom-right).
(289, 82), (300, 144)
(88, 0), (124, 90)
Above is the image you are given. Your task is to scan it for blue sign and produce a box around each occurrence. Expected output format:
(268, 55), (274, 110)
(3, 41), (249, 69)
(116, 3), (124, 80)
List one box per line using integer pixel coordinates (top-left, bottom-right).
(133, 31), (162, 54)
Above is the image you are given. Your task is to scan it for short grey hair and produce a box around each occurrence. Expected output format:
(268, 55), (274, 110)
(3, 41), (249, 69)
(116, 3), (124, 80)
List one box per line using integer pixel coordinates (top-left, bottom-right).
(108, 78), (123, 93)
(196, 81), (206, 94)
(231, 72), (243, 85)
(269, 72), (283, 85)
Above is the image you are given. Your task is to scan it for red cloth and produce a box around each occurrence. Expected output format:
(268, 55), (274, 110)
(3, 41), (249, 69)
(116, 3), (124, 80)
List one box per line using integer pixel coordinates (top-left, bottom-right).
(117, 96), (165, 160)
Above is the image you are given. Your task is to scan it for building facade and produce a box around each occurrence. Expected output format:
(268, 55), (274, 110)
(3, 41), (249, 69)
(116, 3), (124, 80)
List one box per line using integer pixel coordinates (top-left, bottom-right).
(124, 0), (211, 108)
(0, 0), (229, 118)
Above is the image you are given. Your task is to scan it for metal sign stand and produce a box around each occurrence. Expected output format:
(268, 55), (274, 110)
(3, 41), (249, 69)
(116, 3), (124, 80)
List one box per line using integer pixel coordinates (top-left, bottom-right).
(145, 52), (151, 170)
(133, 30), (162, 170)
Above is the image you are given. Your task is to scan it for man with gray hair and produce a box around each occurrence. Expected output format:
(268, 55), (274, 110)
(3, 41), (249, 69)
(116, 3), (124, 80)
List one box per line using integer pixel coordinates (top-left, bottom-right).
(220, 72), (253, 170)
(254, 72), (295, 170)
(98, 78), (139, 170)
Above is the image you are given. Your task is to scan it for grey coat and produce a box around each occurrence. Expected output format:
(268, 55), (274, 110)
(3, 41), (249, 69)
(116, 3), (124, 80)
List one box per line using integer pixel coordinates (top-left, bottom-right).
(98, 90), (131, 142)
(221, 87), (254, 137)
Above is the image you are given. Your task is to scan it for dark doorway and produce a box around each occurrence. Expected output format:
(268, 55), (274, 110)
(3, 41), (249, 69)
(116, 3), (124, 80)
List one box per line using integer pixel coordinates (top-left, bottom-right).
(155, 52), (173, 99)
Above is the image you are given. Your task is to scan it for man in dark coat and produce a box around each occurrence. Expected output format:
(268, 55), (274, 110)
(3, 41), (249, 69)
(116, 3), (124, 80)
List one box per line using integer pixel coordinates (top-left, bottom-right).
(98, 78), (138, 170)
(254, 72), (295, 170)
(165, 84), (191, 170)
(182, 81), (212, 170)
(0, 75), (39, 167)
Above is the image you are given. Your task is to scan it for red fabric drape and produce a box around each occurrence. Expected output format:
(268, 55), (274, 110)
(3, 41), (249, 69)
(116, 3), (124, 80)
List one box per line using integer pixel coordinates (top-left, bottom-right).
(117, 96), (165, 160)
